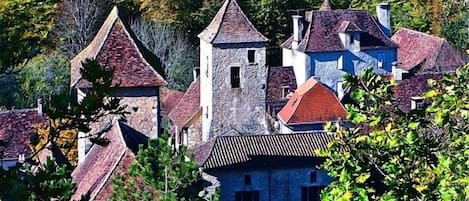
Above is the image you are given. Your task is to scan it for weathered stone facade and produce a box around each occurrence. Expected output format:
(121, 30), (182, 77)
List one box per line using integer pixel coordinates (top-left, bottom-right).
(201, 42), (268, 140)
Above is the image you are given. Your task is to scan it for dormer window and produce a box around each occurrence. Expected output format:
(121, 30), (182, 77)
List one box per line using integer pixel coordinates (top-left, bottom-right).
(378, 53), (385, 68)
(349, 34), (355, 44)
(248, 50), (255, 63)
(281, 86), (291, 98)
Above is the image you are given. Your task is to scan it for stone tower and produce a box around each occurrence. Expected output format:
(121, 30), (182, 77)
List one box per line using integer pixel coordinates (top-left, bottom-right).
(198, 0), (269, 140)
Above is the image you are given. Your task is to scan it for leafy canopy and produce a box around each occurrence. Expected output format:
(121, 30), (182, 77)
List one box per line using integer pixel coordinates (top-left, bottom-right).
(319, 63), (469, 200)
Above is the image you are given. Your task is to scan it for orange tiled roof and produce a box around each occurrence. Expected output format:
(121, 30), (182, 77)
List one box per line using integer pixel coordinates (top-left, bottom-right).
(278, 78), (347, 125)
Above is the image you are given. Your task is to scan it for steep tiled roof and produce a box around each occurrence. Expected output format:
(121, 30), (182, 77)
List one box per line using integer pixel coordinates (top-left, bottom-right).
(391, 28), (467, 72)
(160, 87), (184, 116)
(282, 10), (396, 52)
(71, 6), (166, 88)
(0, 109), (45, 159)
(393, 73), (442, 112)
(278, 77), (347, 125)
(198, 0), (268, 44)
(168, 78), (201, 128)
(71, 120), (147, 200)
(266, 66), (297, 117)
(194, 133), (334, 169)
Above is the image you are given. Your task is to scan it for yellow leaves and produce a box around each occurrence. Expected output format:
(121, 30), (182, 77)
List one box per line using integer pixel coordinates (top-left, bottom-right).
(342, 191), (353, 200)
(415, 184), (427, 192)
(356, 173), (370, 184)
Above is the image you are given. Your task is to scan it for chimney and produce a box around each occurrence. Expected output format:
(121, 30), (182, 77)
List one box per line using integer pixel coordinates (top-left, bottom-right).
(376, 2), (391, 37)
(392, 62), (402, 82)
(37, 99), (43, 116)
(292, 15), (303, 49)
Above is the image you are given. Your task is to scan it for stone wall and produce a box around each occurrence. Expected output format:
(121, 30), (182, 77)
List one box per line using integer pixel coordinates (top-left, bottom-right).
(206, 42), (269, 138)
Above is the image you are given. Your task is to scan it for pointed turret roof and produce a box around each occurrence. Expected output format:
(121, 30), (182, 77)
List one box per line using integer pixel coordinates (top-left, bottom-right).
(71, 6), (167, 88)
(319, 0), (332, 11)
(198, 0), (268, 44)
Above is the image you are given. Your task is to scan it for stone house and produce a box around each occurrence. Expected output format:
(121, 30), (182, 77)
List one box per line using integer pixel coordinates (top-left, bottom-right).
(277, 77), (347, 133)
(193, 133), (335, 201)
(281, 0), (398, 97)
(70, 7), (167, 163)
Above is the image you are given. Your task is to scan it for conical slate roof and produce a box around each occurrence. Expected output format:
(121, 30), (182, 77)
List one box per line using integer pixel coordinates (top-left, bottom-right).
(198, 0), (268, 44)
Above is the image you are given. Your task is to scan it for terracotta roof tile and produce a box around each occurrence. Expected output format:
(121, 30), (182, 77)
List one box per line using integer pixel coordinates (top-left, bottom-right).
(198, 0), (268, 44)
(282, 10), (396, 52)
(393, 73), (442, 112)
(266, 66), (298, 116)
(0, 109), (45, 159)
(391, 28), (467, 72)
(168, 78), (201, 128)
(194, 133), (334, 169)
(71, 7), (166, 88)
(278, 77), (347, 125)
(71, 120), (148, 200)
(160, 87), (184, 116)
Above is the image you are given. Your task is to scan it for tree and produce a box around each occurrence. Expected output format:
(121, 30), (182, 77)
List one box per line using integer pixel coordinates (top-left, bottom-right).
(111, 132), (205, 201)
(130, 18), (198, 91)
(16, 53), (70, 108)
(0, 157), (75, 201)
(0, 0), (59, 72)
(319, 63), (469, 200)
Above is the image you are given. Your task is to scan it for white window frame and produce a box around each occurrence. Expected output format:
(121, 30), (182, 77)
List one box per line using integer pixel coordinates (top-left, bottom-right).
(378, 53), (385, 68)
(337, 81), (344, 100)
(337, 55), (344, 70)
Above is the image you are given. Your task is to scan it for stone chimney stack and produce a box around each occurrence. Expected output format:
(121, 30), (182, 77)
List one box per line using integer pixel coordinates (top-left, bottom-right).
(292, 15), (303, 49)
(37, 99), (43, 116)
(376, 2), (391, 37)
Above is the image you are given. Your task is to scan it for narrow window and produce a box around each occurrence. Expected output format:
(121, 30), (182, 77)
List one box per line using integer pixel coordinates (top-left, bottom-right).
(235, 191), (260, 201)
(310, 172), (317, 183)
(349, 34), (355, 44)
(206, 56), (209, 77)
(281, 86), (290, 98)
(244, 175), (252, 186)
(205, 106), (208, 118)
(301, 186), (322, 201)
(248, 50), (255, 63)
(378, 53), (385, 68)
(231, 67), (240, 88)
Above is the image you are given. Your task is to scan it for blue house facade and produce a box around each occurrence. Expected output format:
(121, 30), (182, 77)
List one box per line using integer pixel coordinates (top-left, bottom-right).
(194, 133), (335, 201)
(282, 2), (397, 97)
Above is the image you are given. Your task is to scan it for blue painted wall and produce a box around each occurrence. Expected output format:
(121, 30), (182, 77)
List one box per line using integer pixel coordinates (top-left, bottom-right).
(309, 48), (396, 93)
(211, 166), (333, 201)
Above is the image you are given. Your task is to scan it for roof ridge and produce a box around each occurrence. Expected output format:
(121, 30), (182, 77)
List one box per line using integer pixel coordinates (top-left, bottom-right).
(0, 108), (37, 114)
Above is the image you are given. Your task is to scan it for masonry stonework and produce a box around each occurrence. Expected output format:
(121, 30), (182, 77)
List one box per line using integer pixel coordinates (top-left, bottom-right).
(202, 42), (268, 139)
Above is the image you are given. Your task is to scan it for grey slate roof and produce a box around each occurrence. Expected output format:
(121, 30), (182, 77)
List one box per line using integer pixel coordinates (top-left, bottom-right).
(282, 10), (396, 52)
(193, 133), (334, 170)
(198, 0), (268, 44)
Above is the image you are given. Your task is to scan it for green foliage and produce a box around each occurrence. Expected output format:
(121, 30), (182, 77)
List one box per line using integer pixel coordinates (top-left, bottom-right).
(0, 157), (75, 201)
(0, 0), (59, 71)
(320, 63), (469, 200)
(350, 0), (468, 51)
(112, 132), (204, 201)
(16, 53), (70, 108)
